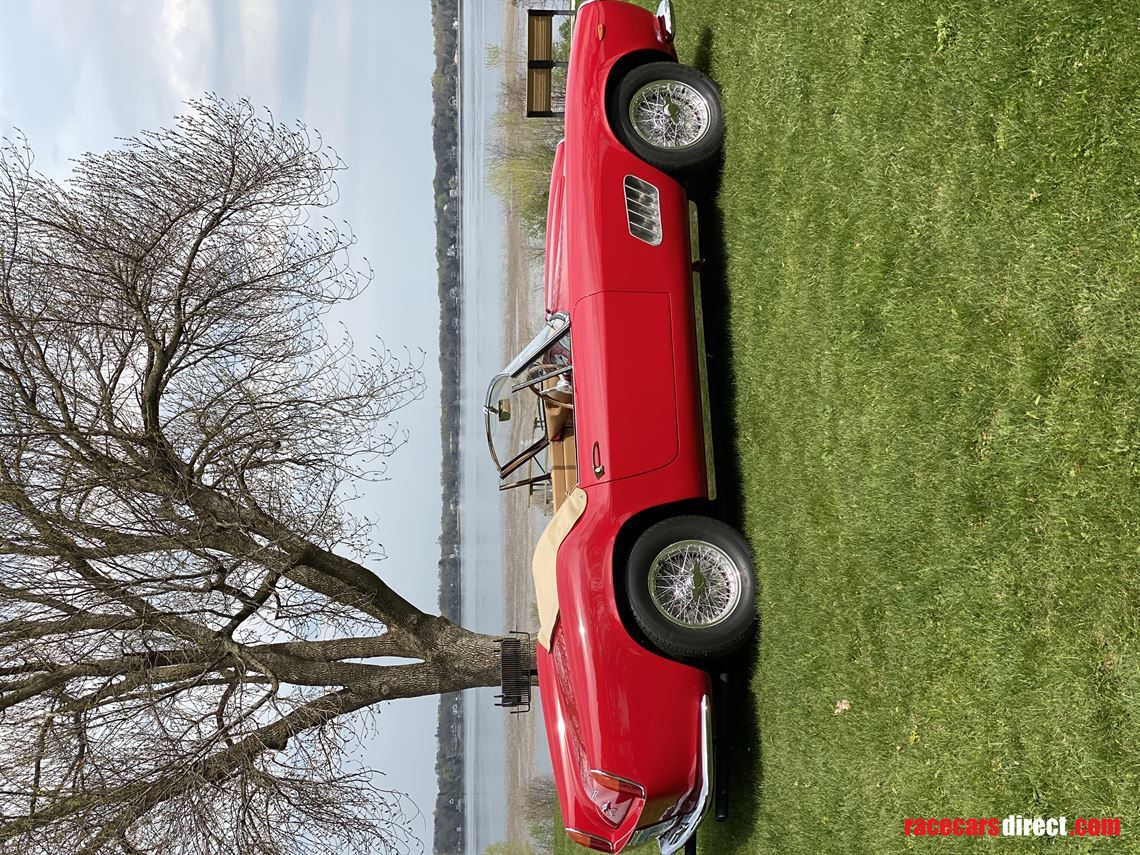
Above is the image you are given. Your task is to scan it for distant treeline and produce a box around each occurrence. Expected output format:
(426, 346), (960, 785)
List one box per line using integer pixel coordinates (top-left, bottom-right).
(430, 0), (464, 853)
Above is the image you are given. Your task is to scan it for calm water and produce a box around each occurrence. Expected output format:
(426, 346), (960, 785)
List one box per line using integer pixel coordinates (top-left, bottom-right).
(459, 1), (509, 852)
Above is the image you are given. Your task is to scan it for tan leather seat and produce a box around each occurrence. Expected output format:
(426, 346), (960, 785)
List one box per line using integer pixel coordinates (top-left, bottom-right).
(545, 397), (573, 440)
(549, 433), (578, 512)
(542, 386), (577, 511)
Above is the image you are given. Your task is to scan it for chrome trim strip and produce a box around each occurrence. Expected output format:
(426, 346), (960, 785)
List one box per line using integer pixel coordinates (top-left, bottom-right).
(689, 201), (716, 501)
(658, 694), (712, 855)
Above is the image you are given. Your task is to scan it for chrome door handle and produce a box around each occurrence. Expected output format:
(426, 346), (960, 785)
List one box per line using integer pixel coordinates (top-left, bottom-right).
(591, 442), (604, 477)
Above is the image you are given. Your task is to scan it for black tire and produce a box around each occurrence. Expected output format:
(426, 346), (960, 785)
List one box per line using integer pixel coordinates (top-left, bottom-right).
(626, 516), (756, 661)
(612, 61), (725, 177)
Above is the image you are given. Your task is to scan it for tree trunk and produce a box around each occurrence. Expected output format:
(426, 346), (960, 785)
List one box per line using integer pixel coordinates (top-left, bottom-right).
(422, 619), (514, 695)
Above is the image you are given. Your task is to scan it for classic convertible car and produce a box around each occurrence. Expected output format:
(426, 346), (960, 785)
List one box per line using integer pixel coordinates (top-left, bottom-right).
(484, 1), (756, 852)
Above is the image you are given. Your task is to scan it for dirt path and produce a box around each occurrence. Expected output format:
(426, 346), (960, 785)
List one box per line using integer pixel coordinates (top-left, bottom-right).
(498, 3), (550, 849)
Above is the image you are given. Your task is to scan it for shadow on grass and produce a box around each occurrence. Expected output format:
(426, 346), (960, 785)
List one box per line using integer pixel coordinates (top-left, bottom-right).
(691, 25), (715, 77)
(714, 647), (762, 844)
(686, 25), (765, 845)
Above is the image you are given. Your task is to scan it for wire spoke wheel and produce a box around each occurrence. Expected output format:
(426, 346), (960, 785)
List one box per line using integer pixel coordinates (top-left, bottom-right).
(614, 62), (724, 177)
(648, 539), (742, 628)
(627, 80), (712, 149)
(627, 516), (755, 661)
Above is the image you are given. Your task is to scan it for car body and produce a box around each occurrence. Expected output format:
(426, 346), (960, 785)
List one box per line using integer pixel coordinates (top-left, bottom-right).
(484, 2), (753, 852)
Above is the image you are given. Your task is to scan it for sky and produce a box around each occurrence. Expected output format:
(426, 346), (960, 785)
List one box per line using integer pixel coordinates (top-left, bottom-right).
(0, 0), (448, 845)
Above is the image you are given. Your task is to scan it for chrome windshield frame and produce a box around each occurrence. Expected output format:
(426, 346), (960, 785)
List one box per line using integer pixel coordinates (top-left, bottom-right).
(503, 312), (570, 376)
(483, 313), (571, 478)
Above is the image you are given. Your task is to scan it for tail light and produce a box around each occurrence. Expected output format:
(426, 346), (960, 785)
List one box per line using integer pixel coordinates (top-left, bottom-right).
(566, 828), (615, 852)
(590, 770), (646, 799)
(584, 769), (645, 826)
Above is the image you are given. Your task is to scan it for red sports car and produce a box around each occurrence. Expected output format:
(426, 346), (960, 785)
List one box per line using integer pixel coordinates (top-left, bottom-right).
(484, 1), (756, 852)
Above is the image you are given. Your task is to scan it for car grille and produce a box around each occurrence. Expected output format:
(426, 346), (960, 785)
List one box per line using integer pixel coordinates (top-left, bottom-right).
(624, 175), (663, 246)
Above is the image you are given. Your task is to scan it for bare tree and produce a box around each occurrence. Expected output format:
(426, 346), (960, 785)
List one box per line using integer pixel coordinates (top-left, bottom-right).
(0, 96), (505, 855)
(485, 57), (564, 249)
(523, 776), (558, 854)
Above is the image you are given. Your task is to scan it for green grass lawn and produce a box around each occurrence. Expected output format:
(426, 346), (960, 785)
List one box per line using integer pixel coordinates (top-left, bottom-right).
(669, 0), (1140, 852)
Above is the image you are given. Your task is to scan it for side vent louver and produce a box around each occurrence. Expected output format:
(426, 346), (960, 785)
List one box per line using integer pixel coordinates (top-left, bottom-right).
(624, 175), (663, 246)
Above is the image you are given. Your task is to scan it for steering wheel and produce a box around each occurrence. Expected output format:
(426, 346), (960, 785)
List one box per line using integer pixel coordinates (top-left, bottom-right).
(533, 387), (574, 409)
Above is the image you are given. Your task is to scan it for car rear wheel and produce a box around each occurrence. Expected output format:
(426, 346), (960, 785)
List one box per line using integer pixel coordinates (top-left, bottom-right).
(613, 62), (725, 176)
(626, 516), (755, 660)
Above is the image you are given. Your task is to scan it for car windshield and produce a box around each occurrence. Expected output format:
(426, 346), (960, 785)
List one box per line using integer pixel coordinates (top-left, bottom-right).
(485, 314), (572, 485)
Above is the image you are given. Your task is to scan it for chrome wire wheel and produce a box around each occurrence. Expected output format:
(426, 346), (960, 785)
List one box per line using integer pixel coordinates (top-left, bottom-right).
(627, 80), (712, 149)
(627, 516), (755, 660)
(647, 539), (742, 628)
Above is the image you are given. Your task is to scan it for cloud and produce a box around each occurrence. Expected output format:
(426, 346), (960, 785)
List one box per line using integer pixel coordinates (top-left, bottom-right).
(298, 0), (352, 147)
(1, 0), (221, 180)
(234, 0), (280, 109)
(158, 0), (212, 102)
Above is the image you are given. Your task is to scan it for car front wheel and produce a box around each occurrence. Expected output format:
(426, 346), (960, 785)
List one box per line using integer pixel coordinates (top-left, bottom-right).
(613, 62), (725, 177)
(626, 516), (755, 661)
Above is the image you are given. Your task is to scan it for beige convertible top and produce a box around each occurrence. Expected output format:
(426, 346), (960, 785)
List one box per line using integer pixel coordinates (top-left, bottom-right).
(533, 486), (587, 649)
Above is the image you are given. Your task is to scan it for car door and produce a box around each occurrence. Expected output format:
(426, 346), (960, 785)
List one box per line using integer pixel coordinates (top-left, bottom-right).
(571, 290), (679, 486)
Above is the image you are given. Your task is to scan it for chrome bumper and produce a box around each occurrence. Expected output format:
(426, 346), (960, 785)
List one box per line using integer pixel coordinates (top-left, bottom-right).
(656, 0), (675, 42)
(621, 693), (712, 853)
(658, 694), (712, 854)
